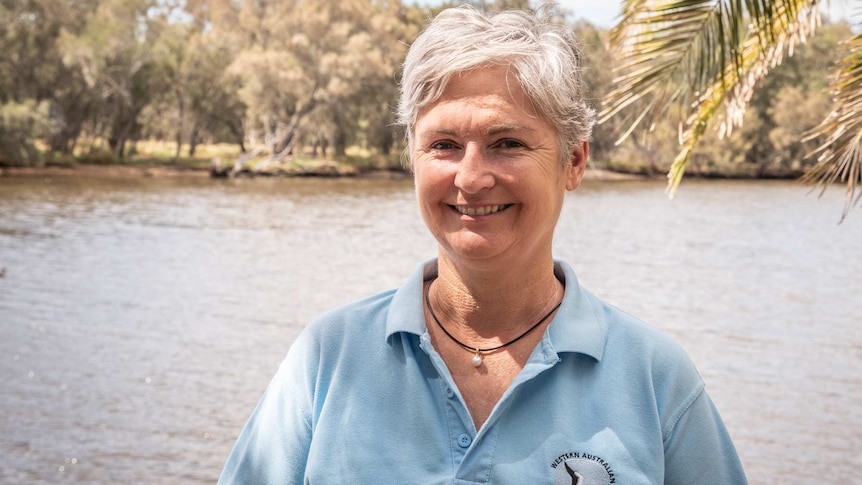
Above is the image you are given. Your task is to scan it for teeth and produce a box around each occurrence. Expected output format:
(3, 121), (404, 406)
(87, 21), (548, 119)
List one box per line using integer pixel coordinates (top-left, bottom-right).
(456, 205), (507, 216)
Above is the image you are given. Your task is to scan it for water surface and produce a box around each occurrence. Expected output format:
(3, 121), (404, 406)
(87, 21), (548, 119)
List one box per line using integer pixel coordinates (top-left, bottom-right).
(0, 174), (859, 483)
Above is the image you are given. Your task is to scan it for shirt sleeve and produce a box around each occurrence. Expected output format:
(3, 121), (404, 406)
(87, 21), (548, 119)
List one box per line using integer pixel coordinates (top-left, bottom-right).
(217, 332), (316, 485)
(663, 389), (748, 484)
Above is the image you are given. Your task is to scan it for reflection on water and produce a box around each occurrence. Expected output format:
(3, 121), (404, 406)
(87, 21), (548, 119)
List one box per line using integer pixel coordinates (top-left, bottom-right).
(0, 174), (859, 483)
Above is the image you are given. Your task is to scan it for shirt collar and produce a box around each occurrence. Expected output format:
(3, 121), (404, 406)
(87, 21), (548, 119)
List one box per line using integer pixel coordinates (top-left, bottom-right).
(385, 258), (607, 362)
(548, 260), (607, 361)
(385, 258), (436, 338)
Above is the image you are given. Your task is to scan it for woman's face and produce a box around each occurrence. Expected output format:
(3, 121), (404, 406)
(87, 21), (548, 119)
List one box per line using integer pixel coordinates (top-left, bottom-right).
(412, 65), (587, 266)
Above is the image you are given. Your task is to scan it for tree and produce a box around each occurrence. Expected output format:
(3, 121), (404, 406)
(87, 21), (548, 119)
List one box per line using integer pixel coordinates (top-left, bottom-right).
(177, 0), (249, 154)
(768, 85), (830, 171)
(802, 24), (862, 219)
(684, 22), (848, 178)
(601, 0), (861, 221)
(0, 100), (50, 166)
(184, 35), (248, 155)
(58, 0), (164, 159)
(0, 0), (98, 161)
(220, 0), (415, 163)
(573, 21), (617, 163)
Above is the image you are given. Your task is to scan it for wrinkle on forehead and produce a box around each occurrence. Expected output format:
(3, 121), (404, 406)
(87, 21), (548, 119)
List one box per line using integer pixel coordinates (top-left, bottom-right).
(436, 65), (543, 120)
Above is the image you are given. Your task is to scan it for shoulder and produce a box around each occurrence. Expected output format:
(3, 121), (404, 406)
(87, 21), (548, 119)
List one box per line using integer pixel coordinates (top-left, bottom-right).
(592, 291), (695, 370)
(270, 288), (399, 397)
(309, 289), (397, 332)
(582, 290), (706, 431)
(553, 260), (695, 374)
(294, 288), (398, 355)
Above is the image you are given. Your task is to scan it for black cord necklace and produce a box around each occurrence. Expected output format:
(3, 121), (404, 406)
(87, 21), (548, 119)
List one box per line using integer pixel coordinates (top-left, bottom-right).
(423, 278), (563, 367)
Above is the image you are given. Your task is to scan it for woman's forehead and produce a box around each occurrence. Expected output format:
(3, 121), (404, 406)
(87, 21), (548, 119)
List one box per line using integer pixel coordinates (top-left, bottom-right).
(415, 68), (545, 129)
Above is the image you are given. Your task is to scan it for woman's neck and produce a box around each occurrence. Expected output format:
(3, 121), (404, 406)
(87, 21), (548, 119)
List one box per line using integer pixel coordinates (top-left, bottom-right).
(431, 251), (564, 337)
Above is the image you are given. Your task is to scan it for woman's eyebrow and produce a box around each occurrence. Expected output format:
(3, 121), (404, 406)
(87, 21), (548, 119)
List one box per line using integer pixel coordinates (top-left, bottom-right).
(417, 128), (458, 139)
(487, 124), (534, 136)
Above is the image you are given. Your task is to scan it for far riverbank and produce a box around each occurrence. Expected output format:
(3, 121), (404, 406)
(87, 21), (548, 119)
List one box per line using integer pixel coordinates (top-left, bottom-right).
(0, 162), (648, 182)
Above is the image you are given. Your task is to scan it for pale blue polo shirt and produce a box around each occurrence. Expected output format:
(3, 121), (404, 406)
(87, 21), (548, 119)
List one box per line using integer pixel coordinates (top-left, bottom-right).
(219, 259), (747, 484)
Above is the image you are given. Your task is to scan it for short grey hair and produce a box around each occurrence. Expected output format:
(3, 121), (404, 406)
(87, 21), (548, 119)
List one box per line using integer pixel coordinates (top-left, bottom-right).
(397, 4), (596, 166)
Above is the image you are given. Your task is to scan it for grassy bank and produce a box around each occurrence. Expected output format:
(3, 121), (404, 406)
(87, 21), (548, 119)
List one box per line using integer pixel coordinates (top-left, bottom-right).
(2, 139), (650, 181)
(2, 140), (406, 178)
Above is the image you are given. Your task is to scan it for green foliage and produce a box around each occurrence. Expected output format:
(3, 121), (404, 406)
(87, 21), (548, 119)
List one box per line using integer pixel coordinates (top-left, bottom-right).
(56, 0), (164, 158)
(222, 0), (417, 160)
(0, 100), (51, 166)
(601, 0), (862, 217)
(575, 10), (853, 192)
(802, 25), (862, 221)
(768, 86), (830, 166)
(2, 0), (858, 201)
(684, 23), (844, 177)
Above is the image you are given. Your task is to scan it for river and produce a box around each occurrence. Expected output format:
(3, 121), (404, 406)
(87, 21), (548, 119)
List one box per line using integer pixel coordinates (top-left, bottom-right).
(0, 174), (859, 483)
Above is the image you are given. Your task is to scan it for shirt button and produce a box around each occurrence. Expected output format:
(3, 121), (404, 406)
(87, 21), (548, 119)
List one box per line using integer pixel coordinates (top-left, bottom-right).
(445, 387), (455, 398)
(457, 434), (472, 448)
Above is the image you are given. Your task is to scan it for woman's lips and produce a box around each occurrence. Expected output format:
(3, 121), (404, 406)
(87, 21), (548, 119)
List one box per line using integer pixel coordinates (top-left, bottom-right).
(451, 204), (513, 216)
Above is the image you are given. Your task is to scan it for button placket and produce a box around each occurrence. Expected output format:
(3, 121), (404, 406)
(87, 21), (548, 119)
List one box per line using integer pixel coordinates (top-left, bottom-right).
(439, 380), (476, 468)
(422, 334), (478, 466)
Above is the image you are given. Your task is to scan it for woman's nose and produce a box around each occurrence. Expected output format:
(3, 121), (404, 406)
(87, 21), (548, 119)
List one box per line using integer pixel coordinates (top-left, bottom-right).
(454, 145), (494, 194)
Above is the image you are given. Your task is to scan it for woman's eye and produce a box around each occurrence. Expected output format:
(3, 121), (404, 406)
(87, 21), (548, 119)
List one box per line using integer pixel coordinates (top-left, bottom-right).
(497, 139), (525, 149)
(430, 141), (457, 150)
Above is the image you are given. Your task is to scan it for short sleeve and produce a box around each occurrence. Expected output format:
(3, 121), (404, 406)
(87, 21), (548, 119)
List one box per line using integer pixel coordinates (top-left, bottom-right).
(217, 331), (316, 484)
(663, 390), (748, 484)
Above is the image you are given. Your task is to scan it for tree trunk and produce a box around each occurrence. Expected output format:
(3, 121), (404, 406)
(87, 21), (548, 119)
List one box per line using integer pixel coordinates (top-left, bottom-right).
(224, 117), (245, 153)
(174, 93), (185, 162)
(330, 107), (347, 157)
(271, 87), (319, 160)
(109, 106), (142, 160)
(188, 122), (200, 157)
(48, 114), (71, 153)
(334, 129), (346, 157)
(377, 123), (393, 155)
(230, 147), (263, 177)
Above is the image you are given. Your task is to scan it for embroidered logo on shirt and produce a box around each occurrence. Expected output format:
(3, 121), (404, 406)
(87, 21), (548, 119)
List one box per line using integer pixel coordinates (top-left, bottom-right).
(551, 452), (616, 484)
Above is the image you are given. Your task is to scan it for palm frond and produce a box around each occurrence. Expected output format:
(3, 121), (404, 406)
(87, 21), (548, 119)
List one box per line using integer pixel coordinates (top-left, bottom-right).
(802, 29), (862, 223)
(602, 0), (821, 196)
(601, 0), (735, 131)
(668, 0), (820, 195)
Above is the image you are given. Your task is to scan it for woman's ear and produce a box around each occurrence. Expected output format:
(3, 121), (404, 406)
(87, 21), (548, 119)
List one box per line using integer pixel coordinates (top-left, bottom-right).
(565, 141), (589, 191)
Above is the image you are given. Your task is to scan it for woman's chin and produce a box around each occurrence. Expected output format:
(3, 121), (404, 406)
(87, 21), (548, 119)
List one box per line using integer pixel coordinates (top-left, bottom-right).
(439, 236), (512, 263)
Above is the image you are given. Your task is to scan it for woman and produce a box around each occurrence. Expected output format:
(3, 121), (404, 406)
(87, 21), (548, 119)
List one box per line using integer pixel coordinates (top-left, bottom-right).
(219, 6), (747, 484)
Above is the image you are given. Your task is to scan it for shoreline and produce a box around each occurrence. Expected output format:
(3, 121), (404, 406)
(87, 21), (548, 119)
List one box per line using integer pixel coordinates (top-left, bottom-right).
(0, 163), (650, 182)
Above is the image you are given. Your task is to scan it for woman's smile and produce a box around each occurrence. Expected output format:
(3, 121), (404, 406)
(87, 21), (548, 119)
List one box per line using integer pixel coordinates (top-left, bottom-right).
(451, 204), (513, 217)
(412, 65), (583, 264)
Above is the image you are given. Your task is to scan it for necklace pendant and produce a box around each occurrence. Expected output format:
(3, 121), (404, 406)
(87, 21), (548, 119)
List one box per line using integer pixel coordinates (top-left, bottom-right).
(472, 352), (483, 367)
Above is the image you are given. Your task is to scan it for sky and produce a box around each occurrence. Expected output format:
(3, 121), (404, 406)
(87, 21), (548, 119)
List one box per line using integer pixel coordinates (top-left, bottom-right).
(554, 0), (621, 27)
